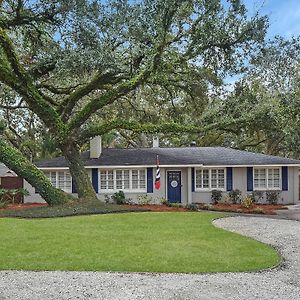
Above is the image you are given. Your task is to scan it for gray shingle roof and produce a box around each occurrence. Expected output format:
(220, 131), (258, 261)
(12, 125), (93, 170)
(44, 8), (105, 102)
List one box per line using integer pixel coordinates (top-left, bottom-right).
(35, 147), (300, 168)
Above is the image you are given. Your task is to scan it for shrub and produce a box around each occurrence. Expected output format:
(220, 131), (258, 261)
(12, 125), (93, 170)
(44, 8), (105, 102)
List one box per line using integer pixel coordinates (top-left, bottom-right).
(185, 203), (198, 211)
(219, 195), (232, 205)
(0, 199), (8, 209)
(169, 203), (182, 208)
(203, 204), (213, 210)
(251, 191), (265, 203)
(137, 194), (152, 205)
(160, 198), (168, 205)
(241, 196), (254, 209)
(228, 189), (242, 204)
(104, 194), (111, 204)
(266, 191), (281, 204)
(211, 190), (222, 204)
(111, 191), (127, 204)
(253, 207), (264, 214)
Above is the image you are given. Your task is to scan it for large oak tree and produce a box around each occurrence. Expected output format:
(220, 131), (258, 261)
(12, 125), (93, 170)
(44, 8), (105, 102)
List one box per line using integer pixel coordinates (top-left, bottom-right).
(0, 0), (268, 203)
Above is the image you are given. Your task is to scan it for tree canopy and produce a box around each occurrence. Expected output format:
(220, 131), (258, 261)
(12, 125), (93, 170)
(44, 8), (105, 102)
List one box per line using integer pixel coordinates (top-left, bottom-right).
(0, 0), (280, 203)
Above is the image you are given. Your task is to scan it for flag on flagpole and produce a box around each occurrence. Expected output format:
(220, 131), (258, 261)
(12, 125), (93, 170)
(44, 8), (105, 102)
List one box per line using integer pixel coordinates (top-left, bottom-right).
(155, 155), (161, 190)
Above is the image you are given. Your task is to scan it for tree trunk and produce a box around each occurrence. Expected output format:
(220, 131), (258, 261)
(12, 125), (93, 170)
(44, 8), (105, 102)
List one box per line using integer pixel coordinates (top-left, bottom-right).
(63, 142), (98, 201)
(0, 139), (73, 205)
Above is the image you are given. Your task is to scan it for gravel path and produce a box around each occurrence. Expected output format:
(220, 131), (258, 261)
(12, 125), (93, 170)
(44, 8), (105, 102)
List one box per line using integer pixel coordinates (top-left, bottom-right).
(1, 216), (300, 300)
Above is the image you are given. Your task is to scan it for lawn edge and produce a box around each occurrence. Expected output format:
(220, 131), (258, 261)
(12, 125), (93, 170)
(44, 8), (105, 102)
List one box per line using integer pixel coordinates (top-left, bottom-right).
(212, 215), (284, 274)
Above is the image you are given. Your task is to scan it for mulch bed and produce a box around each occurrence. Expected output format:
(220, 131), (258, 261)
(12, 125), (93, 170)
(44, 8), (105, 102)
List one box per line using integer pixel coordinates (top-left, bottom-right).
(0, 203), (48, 211)
(0, 202), (288, 215)
(210, 203), (288, 215)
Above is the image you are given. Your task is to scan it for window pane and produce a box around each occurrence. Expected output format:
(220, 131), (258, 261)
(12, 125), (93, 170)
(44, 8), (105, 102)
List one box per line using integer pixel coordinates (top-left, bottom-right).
(268, 168), (280, 188)
(254, 169), (266, 188)
(107, 170), (114, 189)
(50, 172), (57, 187)
(58, 172), (65, 189)
(139, 170), (146, 189)
(195, 170), (202, 188)
(203, 170), (209, 188)
(65, 172), (71, 191)
(100, 171), (107, 189)
(124, 170), (130, 189)
(116, 170), (122, 189)
(132, 170), (139, 189)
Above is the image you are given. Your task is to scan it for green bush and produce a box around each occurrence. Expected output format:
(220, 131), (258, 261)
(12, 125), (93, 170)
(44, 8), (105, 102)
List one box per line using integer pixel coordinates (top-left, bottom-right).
(241, 196), (254, 209)
(251, 191), (265, 203)
(253, 207), (264, 214)
(219, 195), (232, 205)
(228, 189), (242, 204)
(0, 199), (8, 209)
(169, 203), (182, 208)
(266, 191), (281, 204)
(137, 194), (152, 205)
(185, 203), (198, 211)
(104, 194), (111, 204)
(111, 191), (127, 204)
(160, 198), (168, 205)
(211, 190), (222, 204)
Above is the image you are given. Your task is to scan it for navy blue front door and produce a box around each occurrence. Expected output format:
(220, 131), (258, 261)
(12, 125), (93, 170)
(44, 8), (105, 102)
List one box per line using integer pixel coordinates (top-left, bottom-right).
(167, 171), (181, 203)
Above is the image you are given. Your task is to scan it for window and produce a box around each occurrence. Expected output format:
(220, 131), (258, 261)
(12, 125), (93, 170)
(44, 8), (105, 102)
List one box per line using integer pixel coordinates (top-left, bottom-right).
(100, 170), (114, 190)
(44, 171), (72, 193)
(132, 169), (146, 190)
(100, 169), (146, 191)
(195, 168), (226, 190)
(254, 168), (280, 190)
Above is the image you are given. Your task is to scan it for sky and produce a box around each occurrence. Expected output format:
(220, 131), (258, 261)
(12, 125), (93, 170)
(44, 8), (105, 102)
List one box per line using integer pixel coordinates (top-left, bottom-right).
(243, 0), (300, 38)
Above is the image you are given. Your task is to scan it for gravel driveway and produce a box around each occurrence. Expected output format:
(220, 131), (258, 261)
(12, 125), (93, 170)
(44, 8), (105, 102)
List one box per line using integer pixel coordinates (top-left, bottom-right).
(1, 216), (300, 300)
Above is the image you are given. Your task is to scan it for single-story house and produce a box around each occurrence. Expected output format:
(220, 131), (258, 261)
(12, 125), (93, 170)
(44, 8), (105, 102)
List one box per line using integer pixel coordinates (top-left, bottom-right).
(24, 136), (300, 204)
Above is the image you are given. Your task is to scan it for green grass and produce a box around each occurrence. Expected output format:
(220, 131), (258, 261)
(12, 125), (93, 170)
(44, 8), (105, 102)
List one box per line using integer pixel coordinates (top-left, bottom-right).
(0, 212), (280, 273)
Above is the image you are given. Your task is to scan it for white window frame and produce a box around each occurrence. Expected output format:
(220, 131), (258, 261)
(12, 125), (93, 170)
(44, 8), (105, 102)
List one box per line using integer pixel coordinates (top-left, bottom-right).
(253, 167), (281, 191)
(44, 170), (72, 193)
(195, 168), (226, 191)
(99, 169), (147, 193)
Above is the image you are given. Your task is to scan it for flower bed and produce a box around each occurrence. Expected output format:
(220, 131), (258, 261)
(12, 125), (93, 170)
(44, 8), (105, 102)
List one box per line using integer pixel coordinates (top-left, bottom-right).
(203, 203), (287, 215)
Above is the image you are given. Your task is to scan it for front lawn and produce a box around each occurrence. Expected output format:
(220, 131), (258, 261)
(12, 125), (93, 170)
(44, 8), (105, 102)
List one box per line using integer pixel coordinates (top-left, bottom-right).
(0, 212), (280, 273)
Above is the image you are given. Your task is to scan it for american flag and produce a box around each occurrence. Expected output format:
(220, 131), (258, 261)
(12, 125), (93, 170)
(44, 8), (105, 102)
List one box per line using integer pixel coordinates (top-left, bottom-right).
(155, 155), (161, 190)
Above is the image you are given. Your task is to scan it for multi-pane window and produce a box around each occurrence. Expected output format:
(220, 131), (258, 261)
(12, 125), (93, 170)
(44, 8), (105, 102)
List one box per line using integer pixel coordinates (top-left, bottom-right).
(100, 169), (146, 191)
(195, 168), (225, 190)
(44, 171), (72, 193)
(132, 170), (146, 190)
(100, 170), (114, 190)
(254, 168), (280, 190)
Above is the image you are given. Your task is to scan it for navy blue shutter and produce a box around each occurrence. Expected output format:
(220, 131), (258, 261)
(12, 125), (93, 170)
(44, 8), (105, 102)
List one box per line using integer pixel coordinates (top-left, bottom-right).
(72, 178), (77, 193)
(226, 167), (233, 191)
(92, 168), (99, 193)
(147, 168), (153, 193)
(282, 166), (288, 191)
(247, 167), (253, 191)
(191, 168), (195, 192)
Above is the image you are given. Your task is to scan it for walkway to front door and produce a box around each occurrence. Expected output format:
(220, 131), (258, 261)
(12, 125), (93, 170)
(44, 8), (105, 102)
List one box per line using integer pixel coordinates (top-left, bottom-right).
(167, 171), (181, 203)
